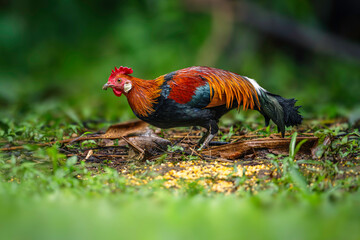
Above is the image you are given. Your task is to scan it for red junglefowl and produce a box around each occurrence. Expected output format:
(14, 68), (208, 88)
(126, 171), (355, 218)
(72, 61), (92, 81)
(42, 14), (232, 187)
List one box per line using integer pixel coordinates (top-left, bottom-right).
(102, 66), (302, 150)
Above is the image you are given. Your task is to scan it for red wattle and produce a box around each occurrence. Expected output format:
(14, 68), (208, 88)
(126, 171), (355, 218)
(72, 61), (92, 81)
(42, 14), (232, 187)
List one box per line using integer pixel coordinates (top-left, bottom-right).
(112, 88), (123, 97)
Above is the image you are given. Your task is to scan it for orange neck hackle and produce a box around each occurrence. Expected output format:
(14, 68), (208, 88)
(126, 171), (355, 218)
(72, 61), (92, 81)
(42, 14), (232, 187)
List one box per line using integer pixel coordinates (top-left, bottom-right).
(124, 75), (164, 117)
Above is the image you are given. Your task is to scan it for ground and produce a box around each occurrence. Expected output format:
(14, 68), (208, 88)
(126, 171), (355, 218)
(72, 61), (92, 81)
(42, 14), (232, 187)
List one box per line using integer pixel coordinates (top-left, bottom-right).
(12, 118), (355, 195)
(0, 116), (359, 240)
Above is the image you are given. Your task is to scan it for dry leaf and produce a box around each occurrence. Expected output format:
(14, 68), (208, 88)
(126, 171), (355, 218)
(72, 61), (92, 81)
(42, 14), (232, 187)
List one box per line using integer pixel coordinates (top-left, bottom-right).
(101, 119), (148, 138)
(202, 137), (318, 160)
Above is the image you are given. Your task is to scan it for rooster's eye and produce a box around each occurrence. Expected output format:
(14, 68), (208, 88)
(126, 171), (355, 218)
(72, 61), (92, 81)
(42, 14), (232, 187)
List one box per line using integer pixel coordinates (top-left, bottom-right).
(117, 79), (121, 82)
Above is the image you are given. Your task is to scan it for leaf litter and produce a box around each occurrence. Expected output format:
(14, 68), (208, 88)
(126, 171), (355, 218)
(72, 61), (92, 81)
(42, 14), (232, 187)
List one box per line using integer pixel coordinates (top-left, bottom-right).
(1, 119), (359, 193)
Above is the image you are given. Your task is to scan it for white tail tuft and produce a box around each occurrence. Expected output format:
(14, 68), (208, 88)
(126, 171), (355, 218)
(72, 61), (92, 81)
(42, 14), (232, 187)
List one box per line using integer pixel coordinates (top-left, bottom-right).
(243, 76), (266, 93)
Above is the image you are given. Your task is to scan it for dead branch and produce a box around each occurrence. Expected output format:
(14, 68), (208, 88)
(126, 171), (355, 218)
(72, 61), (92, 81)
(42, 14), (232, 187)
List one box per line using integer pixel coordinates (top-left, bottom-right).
(187, 0), (360, 61)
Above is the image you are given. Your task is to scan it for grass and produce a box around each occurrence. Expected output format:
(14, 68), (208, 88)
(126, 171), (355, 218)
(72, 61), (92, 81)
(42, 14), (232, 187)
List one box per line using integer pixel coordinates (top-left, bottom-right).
(0, 154), (359, 240)
(0, 104), (359, 240)
(1, 191), (360, 240)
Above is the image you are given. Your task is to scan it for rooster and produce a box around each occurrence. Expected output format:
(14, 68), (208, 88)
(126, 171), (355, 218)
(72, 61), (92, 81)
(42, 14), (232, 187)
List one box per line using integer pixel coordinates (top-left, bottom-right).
(102, 66), (302, 150)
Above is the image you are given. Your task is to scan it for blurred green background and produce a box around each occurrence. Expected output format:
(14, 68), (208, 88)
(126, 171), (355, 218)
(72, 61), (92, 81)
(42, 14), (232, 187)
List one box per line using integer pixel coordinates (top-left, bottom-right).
(1, 0), (360, 121)
(1, 2), (360, 239)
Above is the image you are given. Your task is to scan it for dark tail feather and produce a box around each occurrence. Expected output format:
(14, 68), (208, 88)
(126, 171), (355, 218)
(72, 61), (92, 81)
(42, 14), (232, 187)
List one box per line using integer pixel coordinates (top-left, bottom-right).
(258, 91), (302, 137)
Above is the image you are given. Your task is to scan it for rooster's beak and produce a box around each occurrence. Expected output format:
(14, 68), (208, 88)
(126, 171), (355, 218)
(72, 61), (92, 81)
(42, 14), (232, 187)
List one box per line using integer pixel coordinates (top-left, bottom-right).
(102, 83), (113, 90)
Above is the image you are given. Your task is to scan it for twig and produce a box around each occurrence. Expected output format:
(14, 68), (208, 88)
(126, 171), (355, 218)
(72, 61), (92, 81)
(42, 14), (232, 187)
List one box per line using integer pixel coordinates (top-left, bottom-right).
(0, 135), (105, 151)
(0, 134), (138, 152)
(0, 120), (149, 152)
(189, 147), (205, 160)
(66, 153), (130, 159)
(121, 136), (145, 154)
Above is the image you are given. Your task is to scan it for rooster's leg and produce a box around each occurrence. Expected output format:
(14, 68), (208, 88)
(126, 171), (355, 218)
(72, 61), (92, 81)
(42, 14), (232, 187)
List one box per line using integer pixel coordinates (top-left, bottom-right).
(197, 131), (210, 146)
(197, 120), (219, 151)
(197, 134), (216, 151)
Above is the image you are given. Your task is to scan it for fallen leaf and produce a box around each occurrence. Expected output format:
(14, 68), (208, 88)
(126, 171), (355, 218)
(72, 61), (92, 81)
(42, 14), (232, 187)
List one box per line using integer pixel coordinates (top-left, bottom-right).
(101, 119), (148, 138)
(202, 137), (318, 160)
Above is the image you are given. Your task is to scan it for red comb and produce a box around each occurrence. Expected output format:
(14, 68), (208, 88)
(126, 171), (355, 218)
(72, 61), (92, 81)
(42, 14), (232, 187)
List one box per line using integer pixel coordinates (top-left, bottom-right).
(110, 66), (133, 78)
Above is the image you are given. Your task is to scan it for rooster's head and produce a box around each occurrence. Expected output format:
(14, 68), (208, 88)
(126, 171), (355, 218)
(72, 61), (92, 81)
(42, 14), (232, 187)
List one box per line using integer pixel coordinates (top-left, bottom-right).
(103, 66), (133, 97)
